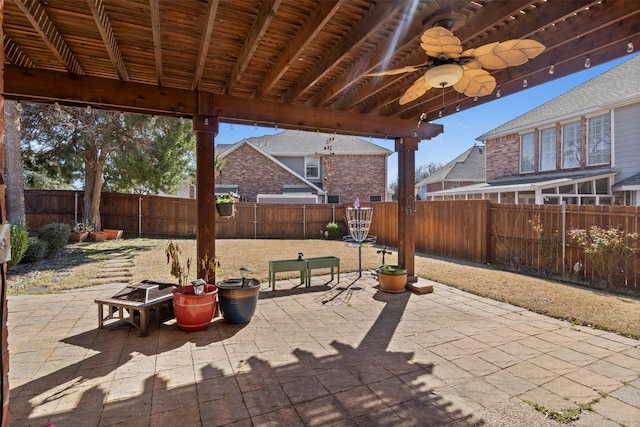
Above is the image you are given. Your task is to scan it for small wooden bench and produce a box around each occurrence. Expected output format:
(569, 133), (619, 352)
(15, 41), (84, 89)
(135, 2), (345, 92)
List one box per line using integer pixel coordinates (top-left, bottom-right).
(95, 295), (173, 336)
(269, 256), (340, 290)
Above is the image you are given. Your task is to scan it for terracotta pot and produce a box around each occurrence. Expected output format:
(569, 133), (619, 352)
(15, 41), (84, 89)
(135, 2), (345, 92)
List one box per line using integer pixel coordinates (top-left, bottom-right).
(216, 279), (260, 323)
(69, 231), (89, 242)
(103, 229), (123, 240)
(89, 231), (108, 242)
(378, 265), (407, 293)
(172, 284), (218, 331)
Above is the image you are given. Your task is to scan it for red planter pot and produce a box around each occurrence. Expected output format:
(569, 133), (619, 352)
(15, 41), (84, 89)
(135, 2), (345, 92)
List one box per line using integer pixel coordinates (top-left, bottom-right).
(172, 284), (218, 332)
(104, 229), (123, 240)
(89, 231), (108, 242)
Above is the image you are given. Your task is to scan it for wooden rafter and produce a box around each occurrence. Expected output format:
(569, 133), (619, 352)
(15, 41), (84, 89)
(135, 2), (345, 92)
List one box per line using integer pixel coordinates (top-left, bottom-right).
(227, 0), (282, 95)
(86, 0), (129, 81)
(3, 34), (35, 68)
(256, 0), (341, 99)
(283, 1), (405, 104)
(149, 0), (163, 86)
(13, 0), (83, 75)
(191, 0), (220, 91)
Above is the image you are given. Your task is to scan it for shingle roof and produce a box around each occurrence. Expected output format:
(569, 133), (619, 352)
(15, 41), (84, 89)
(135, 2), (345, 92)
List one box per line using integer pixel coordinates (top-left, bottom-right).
(613, 172), (640, 188)
(418, 145), (485, 185)
(221, 129), (392, 156)
(477, 53), (640, 141)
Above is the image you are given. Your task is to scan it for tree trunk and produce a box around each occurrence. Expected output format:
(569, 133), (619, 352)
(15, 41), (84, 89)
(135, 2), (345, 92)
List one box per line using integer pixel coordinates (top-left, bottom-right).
(83, 141), (107, 231)
(4, 101), (25, 225)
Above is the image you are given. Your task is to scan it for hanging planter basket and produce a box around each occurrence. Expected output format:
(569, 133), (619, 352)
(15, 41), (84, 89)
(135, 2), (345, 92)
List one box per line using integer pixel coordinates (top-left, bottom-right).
(216, 202), (235, 218)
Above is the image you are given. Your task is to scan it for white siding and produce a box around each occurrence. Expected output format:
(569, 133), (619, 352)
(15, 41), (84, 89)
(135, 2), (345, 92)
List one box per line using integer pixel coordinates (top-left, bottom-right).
(614, 102), (640, 182)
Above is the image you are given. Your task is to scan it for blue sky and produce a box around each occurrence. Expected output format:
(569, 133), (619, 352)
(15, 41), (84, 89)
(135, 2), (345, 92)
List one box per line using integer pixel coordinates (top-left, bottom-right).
(214, 53), (638, 186)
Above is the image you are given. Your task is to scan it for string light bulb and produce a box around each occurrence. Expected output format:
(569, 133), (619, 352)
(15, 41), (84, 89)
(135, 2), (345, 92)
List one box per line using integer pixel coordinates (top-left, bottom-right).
(549, 64), (555, 74)
(584, 56), (591, 68)
(455, 103), (460, 112)
(522, 79), (528, 88)
(16, 101), (23, 112)
(473, 96), (478, 102)
(54, 102), (61, 111)
(496, 88), (501, 98)
(119, 112), (125, 122)
(627, 41), (634, 53)
(86, 105), (91, 114)
(438, 109), (443, 118)
(150, 115), (157, 125)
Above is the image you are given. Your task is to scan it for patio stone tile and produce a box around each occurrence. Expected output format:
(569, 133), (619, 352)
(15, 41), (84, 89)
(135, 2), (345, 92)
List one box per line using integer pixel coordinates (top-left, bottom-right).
(547, 347), (597, 367)
(527, 354), (579, 375)
(571, 410), (621, 427)
(399, 370), (447, 392)
(431, 360), (475, 386)
(430, 342), (470, 361)
(484, 370), (537, 396)
(564, 367), (623, 393)
(451, 355), (500, 376)
(567, 340), (615, 359)
(368, 376), (421, 407)
(497, 341), (543, 359)
(452, 377), (511, 408)
(584, 359), (639, 383)
(392, 395), (455, 425)
(587, 335), (635, 352)
(196, 375), (242, 402)
(518, 387), (576, 413)
(450, 336), (491, 354)
(542, 376), (600, 403)
(238, 384), (291, 417)
(603, 352), (640, 372)
(281, 375), (330, 404)
(200, 393), (251, 425)
(506, 360), (563, 386)
(295, 395), (350, 426)
(249, 407), (305, 427)
(476, 347), (521, 369)
(609, 384), (640, 407)
(149, 403), (203, 427)
(469, 331), (513, 347)
(151, 384), (197, 414)
(334, 384), (388, 418)
(590, 395), (640, 427)
(101, 392), (152, 424)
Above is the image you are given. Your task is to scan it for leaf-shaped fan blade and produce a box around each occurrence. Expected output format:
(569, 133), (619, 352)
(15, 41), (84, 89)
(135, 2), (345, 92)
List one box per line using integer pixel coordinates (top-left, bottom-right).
(454, 68), (496, 97)
(399, 76), (432, 105)
(466, 39), (545, 70)
(420, 27), (462, 59)
(364, 66), (421, 77)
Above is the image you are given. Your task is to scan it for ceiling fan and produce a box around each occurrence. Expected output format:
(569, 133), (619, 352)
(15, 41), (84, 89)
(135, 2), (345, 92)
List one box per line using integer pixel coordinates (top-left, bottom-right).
(367, 22), (545, 105)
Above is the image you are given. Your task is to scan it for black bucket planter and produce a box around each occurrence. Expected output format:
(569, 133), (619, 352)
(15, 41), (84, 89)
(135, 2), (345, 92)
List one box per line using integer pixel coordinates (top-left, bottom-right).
(216, 278), (260, 323)
(216, 202), (234, 217)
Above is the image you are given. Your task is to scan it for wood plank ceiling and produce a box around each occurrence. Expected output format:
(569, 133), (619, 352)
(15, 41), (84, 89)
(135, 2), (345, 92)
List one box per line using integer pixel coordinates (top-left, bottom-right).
(2, 0), (639, 138)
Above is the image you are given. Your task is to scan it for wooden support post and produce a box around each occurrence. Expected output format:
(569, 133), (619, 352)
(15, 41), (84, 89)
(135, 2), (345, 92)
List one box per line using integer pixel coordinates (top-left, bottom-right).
(193, 112), (219, 280)
(395, 137), (418, 284)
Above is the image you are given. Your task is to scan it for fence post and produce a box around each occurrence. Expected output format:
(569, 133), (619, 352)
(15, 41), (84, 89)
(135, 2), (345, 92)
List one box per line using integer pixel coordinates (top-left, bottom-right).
(253, 204), (257, 239)
(562, 201), (566, 276)
(74, 192), (78, 224)
(138, 196), (142, 237)
(303, 204), (306, 239)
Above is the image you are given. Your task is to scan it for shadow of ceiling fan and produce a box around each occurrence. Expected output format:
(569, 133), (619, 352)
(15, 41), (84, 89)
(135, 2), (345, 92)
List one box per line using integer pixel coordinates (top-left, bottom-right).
(367, 20), (545, 105)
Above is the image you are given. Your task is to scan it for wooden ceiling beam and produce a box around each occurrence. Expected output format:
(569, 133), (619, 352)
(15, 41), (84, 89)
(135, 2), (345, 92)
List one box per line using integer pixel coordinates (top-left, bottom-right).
(256, 0), (341, 99)
(192, 0), (220, 90)
(14, 0), (83, 75)
(3, 34), (36, 68)
(3, 64), (440, 140)
(149, 0), (163, 86)
(283, 0), (405, 104)
(86, 0), (129, 81)
(227, 0), (282, 95)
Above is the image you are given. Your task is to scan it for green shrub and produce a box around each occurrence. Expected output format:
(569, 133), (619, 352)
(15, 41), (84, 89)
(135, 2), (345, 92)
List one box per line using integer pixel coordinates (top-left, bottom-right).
(8, 224), (29, 269)
(326, 221), (344, 239)
(22, 237), (47, 263)
(38, 222), (71, 256)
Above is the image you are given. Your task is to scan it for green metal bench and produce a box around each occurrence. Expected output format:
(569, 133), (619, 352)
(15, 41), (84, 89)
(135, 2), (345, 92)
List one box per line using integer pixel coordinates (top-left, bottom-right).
(269, 256), (340, 290)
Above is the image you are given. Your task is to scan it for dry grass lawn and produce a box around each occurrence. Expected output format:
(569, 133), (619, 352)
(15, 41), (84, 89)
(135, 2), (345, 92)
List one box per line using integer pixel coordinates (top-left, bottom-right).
(8, 237), (640, 339)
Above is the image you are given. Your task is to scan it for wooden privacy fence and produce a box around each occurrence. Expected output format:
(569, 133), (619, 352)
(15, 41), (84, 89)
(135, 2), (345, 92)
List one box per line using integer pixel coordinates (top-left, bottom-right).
(24, 191), (639, 292)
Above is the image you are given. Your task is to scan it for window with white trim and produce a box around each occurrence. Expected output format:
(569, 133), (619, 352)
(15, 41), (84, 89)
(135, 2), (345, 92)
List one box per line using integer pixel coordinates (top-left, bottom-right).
(562, 121), (581, 168)
(587, 114), (610, 165)
(539, 127), (556, 171)
(305, 157), (319, 179)
(520, 132), (535, 173)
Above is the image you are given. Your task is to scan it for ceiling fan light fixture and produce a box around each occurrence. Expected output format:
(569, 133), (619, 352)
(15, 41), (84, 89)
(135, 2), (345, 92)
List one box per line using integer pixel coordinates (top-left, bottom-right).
(423, 64), (464, 88)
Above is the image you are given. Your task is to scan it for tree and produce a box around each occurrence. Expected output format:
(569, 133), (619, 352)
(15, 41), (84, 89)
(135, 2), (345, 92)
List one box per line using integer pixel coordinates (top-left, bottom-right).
(4, 101), (26, 225)
(389, 162), (442, 200)
(20, 103), (195, 230)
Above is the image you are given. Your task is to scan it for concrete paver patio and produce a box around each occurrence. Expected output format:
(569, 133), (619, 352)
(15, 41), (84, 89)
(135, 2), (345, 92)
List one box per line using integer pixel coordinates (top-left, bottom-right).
(7, 273), (640, 426)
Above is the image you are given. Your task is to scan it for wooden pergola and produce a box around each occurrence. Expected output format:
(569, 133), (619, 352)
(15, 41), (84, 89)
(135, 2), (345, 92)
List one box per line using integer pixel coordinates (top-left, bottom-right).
(1, 0), (638, 422)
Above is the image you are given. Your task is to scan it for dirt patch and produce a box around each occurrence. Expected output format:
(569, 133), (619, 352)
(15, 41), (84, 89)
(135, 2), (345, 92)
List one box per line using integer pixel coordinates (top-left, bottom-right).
(7, 237), (640, 339)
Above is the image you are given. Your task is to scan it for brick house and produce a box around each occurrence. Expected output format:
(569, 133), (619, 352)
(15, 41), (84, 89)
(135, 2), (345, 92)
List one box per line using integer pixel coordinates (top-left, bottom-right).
(215, 130), (392, 203)
(415, 145), (485, 200)
(429, 53), (640, 205)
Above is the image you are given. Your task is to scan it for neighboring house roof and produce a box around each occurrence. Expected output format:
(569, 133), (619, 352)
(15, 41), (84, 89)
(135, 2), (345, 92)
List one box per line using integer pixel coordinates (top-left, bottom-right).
(223, 129), (392, 156)
(418, 145), (485, 186)
(613, 172), (640, 191)
(431, 169), (617, 196)
(477, 53), (640, 141)
(219, 140), (325, 195)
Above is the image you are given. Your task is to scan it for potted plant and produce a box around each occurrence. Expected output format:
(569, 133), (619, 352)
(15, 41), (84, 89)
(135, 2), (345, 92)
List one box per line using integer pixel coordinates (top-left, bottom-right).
(166, 241), (218, 332)
(103, 229), (123, 240)
(69, 222), (92, 242)
(325, 221), (343, 239)
(216, 267), (261, 324)
(216, 194), (236, 217)
(375, 246), (407, 293)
